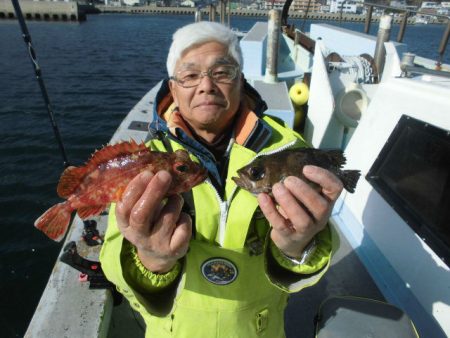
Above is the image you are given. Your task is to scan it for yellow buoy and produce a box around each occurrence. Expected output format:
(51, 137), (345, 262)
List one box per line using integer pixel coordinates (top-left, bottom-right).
(289, 82), (309, 106)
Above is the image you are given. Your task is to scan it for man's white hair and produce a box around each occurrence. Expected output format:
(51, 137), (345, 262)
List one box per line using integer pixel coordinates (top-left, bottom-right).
(166, 21), (243, 77)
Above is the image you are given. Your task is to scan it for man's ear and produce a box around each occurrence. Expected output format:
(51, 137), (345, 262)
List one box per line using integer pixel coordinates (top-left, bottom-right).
(168, 80), (179, 106)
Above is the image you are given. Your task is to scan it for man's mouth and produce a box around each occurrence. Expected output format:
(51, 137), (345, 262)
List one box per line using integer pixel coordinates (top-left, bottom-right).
(196, 100), (225, 108)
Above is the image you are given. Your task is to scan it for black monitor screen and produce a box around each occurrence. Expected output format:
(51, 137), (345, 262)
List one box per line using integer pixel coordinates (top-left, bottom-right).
(366, 115), (450, 265)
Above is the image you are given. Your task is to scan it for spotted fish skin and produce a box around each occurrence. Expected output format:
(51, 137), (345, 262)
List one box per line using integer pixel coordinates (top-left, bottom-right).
(232, 148), (360, 195)
(35, 140), (207, 241)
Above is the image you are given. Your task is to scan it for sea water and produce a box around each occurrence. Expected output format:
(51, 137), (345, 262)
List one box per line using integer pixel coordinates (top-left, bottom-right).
(0, 13), (448, 337)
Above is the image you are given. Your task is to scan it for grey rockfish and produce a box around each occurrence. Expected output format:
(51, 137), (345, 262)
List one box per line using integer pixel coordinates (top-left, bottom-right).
(232, 148), (361, 195)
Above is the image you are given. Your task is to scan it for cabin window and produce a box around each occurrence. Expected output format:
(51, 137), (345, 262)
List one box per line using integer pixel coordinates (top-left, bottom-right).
(367, 115), (450, 265)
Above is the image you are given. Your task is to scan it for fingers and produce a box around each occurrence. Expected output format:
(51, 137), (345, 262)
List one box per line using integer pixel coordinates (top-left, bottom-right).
(116, 170), (154, 230)
(170, 212), (192, 255)
(129, 171), (172, 232)
(303, 165), (343, 202)
(281, 176), (328, 224)
(258, 166), (343, 257)
(152, 194), (184, 237)
(116, 170), (173, 234)
(257, 193), (294, 234)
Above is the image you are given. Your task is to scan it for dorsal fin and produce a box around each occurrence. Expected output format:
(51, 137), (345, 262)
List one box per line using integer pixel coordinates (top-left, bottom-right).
(322, 149), (346, 168)
(85, 140), (147, 170)
(57, 166), (87, 198)
(57, 140), (147, 198)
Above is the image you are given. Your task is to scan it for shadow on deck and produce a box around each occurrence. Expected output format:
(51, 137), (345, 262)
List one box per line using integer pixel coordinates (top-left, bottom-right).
(285, 226), (384, 338)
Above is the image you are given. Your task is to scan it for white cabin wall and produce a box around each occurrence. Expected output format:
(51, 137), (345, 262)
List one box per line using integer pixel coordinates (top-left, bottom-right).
(241, 22), (268, 81)
(337, 43), (450, 337)
(309, 23), (407, 58)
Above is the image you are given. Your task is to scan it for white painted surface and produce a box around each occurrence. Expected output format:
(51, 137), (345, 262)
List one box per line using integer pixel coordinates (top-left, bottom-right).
(332, 42), (450, 337)
(310, 23), (407, 58)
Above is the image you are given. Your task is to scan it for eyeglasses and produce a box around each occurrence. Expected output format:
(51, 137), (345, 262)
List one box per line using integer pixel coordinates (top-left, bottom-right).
(171, 64), (239, 88)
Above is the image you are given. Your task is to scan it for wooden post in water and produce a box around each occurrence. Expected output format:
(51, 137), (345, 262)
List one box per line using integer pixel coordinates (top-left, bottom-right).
(219, 0), (225, 24)
(364, 5), (373, 34)
(397, 11), (408, 42)
(265, 9), (281, 83)
(227, 0), (231, 27)
(437, 21), (450, 69)
(209, 4), (215, 22)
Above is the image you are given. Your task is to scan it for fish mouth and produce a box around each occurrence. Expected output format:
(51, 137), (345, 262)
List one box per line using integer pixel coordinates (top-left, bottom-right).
(232, 175), (272, 195)
(231, 176), (246, 189)
(194, 168), (208, 185)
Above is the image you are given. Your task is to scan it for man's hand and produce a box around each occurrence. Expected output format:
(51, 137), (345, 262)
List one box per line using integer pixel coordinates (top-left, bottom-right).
(257, 165), (343, 259)
(116, 170), (192, 273)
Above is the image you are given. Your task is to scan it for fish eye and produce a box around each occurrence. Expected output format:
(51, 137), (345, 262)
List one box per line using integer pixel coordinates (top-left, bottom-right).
(174, 163), (188, 173)
(249, 166), (265, 181)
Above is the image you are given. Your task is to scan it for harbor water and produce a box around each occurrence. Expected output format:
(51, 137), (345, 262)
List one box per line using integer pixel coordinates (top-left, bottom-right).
(0, 13), (448, 337)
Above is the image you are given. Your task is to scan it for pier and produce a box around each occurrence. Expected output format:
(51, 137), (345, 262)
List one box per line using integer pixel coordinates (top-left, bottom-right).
(97, 5), (436, 25)
(0, 1), (442, 25)
(0, 0), (86, 21)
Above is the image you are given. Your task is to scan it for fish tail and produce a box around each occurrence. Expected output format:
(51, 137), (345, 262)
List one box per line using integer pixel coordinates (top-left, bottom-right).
(34, 202), (73, 242)
(339, 170), (361, 193)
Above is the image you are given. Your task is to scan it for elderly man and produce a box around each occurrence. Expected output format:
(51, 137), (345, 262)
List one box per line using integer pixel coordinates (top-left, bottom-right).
(100, 21), (342, 337)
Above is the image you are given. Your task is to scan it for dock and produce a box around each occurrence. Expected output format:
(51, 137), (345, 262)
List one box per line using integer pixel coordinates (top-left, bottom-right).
(0, 0), (86, 21)
(97, 5), (432, 24)
(1, 2), (441, 25)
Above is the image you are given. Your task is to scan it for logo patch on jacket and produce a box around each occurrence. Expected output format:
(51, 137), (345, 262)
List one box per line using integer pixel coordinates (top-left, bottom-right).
(201, 258), (238, 285)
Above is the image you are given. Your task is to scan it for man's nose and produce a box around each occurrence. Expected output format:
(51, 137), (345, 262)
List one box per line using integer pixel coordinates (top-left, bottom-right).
(197, 73), (217, 92)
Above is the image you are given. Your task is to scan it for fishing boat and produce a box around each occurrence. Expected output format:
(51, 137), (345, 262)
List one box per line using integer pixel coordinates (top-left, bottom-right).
(23, 2), (450, 338)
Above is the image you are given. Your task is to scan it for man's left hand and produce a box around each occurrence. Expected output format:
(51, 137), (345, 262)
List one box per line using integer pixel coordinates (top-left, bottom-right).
(257, 165), (343, 259)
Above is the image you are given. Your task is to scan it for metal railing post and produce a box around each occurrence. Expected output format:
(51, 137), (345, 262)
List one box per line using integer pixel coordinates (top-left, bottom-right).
(265, 9), (281, 83)
(364, 5), (373, 34)
(374, 15), (392, 81)
(195, 7), (202, 22)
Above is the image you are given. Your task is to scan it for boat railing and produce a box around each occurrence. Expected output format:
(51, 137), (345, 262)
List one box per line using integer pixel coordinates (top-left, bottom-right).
(282, 0), (450, 70)
(361, 2), (450, 67)
(400, 52), (450, 78)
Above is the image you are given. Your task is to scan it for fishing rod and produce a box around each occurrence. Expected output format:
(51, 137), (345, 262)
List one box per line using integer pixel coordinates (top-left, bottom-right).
(11, 1), (102, 244)
(11, 0), (70, 168)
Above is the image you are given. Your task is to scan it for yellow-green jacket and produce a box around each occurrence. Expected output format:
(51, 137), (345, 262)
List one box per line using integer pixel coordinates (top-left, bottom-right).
(100, 79), (335, 337)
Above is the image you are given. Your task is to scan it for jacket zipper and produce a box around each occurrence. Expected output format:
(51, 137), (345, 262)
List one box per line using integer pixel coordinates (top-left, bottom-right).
(213, 139), (298, 246)
(204, 179), (229, 246)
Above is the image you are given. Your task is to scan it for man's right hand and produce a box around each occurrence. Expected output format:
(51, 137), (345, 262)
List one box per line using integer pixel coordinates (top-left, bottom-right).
(115, 170), (192, 273)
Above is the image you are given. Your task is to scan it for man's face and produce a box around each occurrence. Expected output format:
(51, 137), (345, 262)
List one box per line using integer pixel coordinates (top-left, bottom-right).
(169, 41), (242, 140)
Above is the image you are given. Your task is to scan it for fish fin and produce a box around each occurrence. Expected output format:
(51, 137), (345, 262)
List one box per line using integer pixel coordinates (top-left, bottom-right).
(57, 141), (148, 198)
(34, 202), (73, 242)
(322, 149), (347, 168)
(340, 170), (361, 193)
(85, 140), (148, 170)
(57, 166), (87, 198)
(77, 205), (107, 219)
